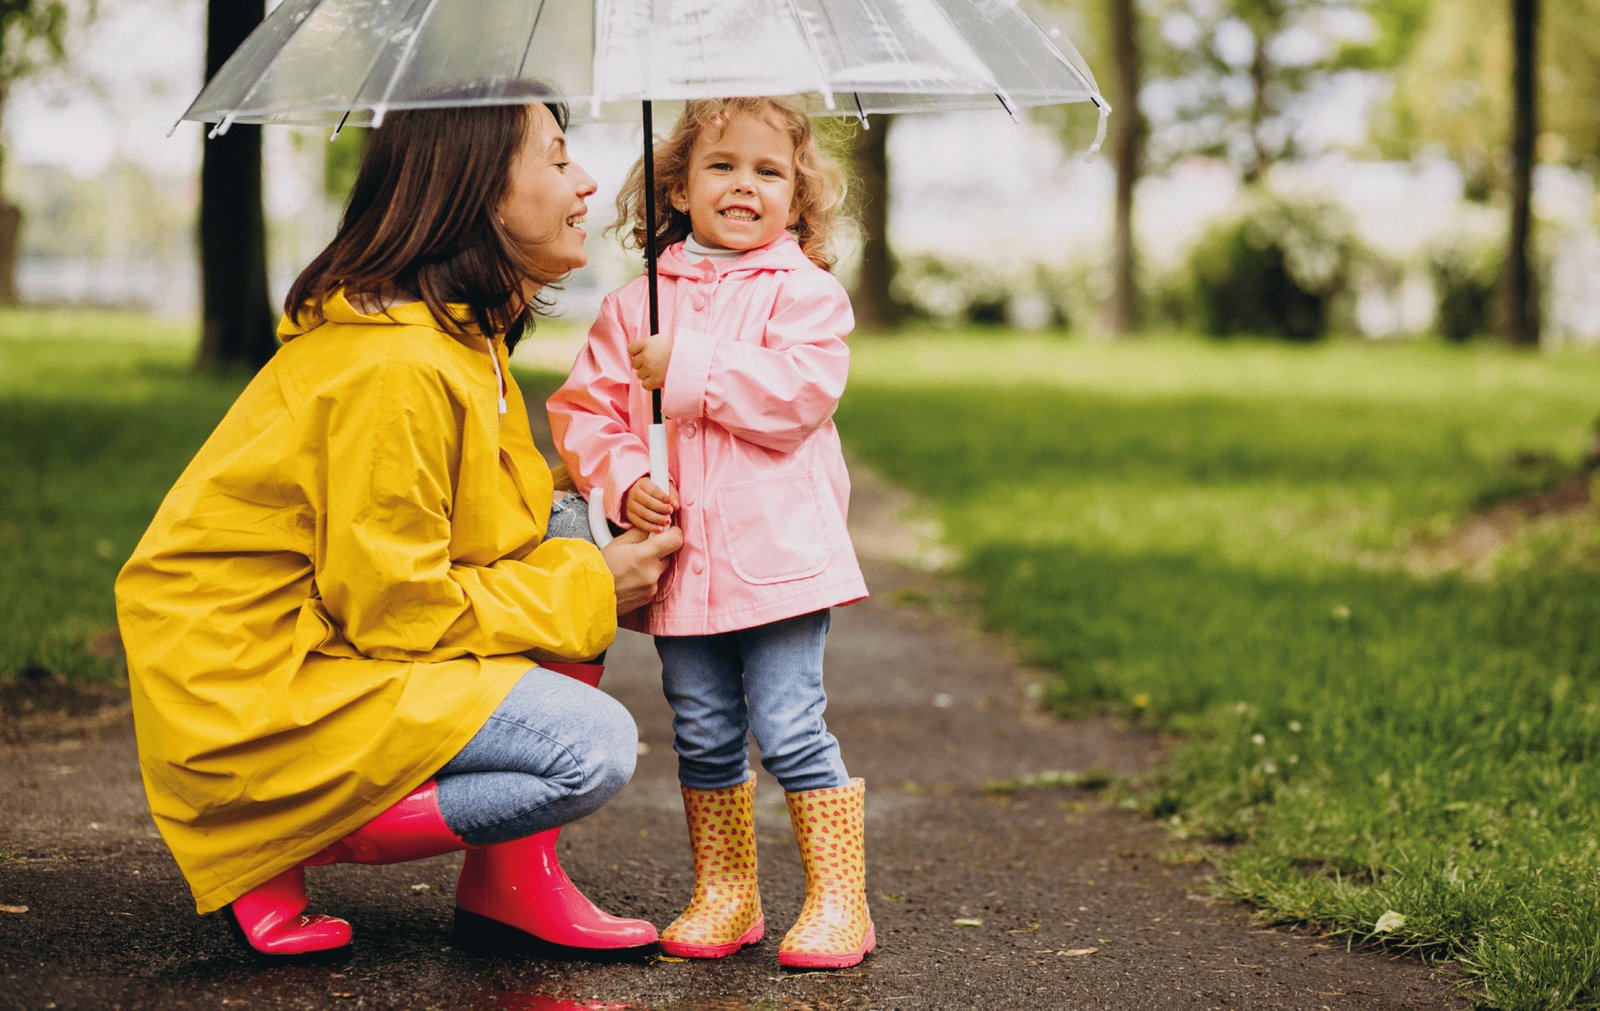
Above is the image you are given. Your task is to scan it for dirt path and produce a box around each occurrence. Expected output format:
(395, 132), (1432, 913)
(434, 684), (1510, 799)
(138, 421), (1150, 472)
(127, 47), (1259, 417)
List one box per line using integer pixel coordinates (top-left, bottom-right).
(0, 464), (1467, 1010)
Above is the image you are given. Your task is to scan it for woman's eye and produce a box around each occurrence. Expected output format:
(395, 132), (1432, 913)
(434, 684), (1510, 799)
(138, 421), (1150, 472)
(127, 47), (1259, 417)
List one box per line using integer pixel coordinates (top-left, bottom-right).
(553, 162), (570, 171)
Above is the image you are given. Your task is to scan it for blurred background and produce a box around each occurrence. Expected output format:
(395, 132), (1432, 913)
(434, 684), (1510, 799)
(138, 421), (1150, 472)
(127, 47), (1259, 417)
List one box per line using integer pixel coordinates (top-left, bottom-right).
(3, 0), (1596, 352)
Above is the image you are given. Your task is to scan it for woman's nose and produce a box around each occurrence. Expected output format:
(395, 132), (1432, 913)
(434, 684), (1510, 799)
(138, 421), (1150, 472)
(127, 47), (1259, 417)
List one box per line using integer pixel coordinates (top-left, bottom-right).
(573, 161), (598, 198)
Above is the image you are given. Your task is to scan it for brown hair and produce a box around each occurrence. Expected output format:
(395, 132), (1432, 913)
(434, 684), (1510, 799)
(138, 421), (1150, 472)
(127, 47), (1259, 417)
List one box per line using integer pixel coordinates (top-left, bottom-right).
(610, 97), (846, 271)
(285, 85), (570, 349)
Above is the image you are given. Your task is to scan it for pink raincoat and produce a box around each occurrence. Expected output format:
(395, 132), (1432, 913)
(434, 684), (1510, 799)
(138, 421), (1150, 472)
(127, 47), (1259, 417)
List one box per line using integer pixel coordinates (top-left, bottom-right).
(548, 232), (867, 636)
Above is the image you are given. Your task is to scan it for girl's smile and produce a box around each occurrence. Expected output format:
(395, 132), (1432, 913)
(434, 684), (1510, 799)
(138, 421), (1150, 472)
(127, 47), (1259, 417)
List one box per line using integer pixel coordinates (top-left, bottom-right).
(677, 111), (797, 252)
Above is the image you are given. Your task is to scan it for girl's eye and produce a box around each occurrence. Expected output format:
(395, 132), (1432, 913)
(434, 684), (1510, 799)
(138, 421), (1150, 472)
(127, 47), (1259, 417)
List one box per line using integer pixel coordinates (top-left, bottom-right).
(710, 162), (732, 172)
(759, 167), (781, 177)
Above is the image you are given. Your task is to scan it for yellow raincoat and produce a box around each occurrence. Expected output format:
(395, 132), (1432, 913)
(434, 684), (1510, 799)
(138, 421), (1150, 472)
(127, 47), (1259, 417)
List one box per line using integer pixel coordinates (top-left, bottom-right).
(115, 293), (616, 914)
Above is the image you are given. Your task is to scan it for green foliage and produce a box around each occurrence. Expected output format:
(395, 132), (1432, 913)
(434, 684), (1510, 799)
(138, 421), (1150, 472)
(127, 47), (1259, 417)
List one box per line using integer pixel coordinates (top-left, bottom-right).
(1425, 221), (1504, 344)
(321, 126), (369, 202)
(0, 0), (71, 83)
(840, 330), (1600, 1007)
(1140, 0), (1362, 178)
(1185, 189), (1362, 340)
(1384, 0), (1600, 172)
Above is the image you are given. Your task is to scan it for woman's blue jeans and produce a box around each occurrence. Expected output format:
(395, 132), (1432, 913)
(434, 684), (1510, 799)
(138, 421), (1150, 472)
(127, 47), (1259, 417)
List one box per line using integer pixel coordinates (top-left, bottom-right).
(655, 609), (848, 793)
(433, 667), (637, 845)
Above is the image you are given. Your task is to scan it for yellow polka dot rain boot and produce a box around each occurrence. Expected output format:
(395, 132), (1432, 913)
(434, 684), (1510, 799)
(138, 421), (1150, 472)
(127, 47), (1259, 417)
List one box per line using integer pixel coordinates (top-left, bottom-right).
(660, 776), (764, 958)
(779, 777), (875, 970)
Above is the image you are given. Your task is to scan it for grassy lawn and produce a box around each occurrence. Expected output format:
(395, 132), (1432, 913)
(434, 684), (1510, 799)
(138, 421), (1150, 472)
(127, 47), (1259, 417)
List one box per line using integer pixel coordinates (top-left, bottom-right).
(0, 309), (250, 683)
(5, 309), (1600, 1006)
(836, 329), (1600, 1011)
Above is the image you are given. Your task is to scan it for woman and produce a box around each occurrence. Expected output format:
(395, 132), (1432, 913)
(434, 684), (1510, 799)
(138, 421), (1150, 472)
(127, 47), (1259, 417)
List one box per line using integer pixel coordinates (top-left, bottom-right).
(114, 89), (682, 958)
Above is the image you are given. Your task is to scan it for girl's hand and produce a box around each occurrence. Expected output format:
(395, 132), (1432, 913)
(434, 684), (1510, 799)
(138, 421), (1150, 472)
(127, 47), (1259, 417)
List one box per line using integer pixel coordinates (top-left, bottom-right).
(627, 332), (674, 390)
(625, 476), (677, 533)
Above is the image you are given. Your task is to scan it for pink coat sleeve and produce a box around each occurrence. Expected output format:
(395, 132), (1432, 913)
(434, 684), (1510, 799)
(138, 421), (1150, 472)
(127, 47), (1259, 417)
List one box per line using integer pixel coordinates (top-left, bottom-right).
(662, 270), (853, 454)
(547, 293), (652, 527)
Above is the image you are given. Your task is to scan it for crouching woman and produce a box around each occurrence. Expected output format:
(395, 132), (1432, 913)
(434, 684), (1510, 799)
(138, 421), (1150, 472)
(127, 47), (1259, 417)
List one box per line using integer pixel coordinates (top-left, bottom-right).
(114, 92), (681, 957)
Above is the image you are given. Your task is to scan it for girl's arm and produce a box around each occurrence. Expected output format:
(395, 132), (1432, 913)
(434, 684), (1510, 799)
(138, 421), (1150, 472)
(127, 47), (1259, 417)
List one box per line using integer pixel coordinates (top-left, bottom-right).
(315, 349), (617, 662)
(661, 271), (853, 454)
(547, 293), (653, 527)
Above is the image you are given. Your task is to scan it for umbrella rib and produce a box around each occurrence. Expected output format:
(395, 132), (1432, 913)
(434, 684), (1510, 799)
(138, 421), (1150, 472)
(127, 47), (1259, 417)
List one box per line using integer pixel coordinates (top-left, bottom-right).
(514, 0), (551, 80)
(780, 0), (836, 109)
(187, 0), (328, 134)
(1012, 3), (1105, 100)
(369, 0), (442, 127)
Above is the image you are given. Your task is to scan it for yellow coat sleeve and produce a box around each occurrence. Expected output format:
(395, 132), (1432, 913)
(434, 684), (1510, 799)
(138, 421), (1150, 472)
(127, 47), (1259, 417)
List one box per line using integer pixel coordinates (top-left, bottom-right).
(311, 347), (617, 662)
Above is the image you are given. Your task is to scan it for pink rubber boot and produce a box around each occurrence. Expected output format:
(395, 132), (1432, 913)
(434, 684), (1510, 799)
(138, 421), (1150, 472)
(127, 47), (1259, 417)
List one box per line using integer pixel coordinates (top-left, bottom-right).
(453, 659), (658, 952)
(306, 780), (465, 866)
(229, 865), (352, 956)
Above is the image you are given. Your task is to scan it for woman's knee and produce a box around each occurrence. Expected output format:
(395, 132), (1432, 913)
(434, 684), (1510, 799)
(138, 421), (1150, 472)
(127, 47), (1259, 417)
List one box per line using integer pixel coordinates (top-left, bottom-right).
(566, 691), (637, 812)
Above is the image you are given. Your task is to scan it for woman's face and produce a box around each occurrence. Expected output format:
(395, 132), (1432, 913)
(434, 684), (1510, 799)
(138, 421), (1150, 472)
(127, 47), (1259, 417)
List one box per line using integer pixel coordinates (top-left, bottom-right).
(501, 103), (598, 280)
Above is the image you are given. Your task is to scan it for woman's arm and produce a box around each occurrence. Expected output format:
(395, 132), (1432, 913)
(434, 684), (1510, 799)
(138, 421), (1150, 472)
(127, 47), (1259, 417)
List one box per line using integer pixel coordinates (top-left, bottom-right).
(312, 349), (617, 662)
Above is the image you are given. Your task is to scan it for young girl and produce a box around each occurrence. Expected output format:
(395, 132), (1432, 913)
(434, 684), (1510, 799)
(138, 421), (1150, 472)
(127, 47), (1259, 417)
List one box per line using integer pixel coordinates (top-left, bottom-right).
(547, 97), (873, 970)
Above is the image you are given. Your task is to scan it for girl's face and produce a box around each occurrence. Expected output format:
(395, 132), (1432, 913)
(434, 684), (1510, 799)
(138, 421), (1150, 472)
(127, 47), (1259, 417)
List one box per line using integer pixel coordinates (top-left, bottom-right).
(500, 103), (598, 280)
(676, 111), (797, 252)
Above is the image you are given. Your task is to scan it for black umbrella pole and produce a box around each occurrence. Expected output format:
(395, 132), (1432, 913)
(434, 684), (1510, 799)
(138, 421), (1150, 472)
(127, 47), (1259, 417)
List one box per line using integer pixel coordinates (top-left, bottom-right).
(642, 100), (663, 424)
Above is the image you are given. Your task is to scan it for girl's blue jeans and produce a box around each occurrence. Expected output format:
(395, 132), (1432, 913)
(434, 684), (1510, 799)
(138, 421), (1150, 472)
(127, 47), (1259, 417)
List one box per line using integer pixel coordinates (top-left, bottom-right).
(433, 667), (636, 846)
(655, 609), (849, 793)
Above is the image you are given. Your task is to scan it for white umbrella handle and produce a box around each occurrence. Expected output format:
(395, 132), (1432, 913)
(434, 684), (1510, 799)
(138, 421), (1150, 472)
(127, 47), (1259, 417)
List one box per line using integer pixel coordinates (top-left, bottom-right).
(587, 485), (614, 548)
(586, 423), (673, 548)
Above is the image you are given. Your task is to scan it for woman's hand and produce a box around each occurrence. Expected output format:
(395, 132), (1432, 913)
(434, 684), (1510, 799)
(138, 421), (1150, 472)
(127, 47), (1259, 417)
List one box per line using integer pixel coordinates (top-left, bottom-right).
(627, 332), (674, 390)
(624, 476), (677, 533)
(601, 525), (684, 614)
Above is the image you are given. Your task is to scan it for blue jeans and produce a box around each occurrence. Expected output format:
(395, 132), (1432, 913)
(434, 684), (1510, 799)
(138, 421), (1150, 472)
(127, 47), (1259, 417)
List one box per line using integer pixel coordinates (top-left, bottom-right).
(656, 610), (848, 793)
(433, 668), (637, 845)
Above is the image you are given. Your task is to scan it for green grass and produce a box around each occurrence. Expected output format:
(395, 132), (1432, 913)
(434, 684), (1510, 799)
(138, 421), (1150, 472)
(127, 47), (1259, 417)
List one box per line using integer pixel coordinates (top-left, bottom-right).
(837, 329), (1600, 1010)
(0, 308), (247, 683)
(7, 311), (1600, 1005)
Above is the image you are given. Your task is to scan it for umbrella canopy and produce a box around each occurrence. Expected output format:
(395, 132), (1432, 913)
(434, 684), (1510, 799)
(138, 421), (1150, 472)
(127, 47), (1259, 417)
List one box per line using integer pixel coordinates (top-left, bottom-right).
(181, 0), (1107, 142)
(181, 0), (1110, 530)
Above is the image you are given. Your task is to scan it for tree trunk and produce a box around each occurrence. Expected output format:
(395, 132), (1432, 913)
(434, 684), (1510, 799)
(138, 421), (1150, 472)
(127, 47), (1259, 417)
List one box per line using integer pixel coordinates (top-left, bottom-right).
(197, 0), (276, 372)
(1104, 0), (1145, 335)
(0, 84), (19, 306)
(849, 114), (903, 330)
(1503, 0), (1540, 347)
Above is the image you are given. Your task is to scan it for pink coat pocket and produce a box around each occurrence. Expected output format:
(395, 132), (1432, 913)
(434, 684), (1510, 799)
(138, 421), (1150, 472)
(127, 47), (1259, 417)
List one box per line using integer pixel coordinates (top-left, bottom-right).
(717, 473), (830, 585)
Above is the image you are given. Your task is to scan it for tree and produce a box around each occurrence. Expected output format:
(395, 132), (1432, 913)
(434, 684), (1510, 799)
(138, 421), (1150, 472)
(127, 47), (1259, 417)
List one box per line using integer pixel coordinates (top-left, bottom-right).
(847, 115), (904, 330)
(0, 0), (76, 304)
(1504, 0), (1539, 346)
(1142, 0), (1365, 184)
(1105, 0), (1147, 334)
(196, 0), (275, 372)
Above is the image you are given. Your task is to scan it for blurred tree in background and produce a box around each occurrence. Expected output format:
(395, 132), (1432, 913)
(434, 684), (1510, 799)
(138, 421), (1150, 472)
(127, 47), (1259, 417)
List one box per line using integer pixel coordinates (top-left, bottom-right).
(196, 0), (274, 373)
(0, 0), (87, 304)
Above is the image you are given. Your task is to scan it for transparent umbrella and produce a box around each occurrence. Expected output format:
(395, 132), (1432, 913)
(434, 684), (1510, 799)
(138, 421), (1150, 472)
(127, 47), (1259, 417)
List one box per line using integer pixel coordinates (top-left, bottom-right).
(181, 0), (1109, 541)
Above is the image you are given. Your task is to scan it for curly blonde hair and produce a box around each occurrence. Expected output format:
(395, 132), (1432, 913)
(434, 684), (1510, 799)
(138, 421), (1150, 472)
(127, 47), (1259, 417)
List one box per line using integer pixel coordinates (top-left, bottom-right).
(610, 97), (846, 271)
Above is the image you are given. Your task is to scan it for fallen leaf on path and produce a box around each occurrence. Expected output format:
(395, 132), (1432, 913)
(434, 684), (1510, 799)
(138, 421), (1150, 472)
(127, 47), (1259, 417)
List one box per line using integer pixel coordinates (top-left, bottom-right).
(1007, 922), (1040, 934)
(952, 917), (983, 927)
(1374, 910), (1407, 933)
(0, 905), (28, 914)
(1060, 947), (1100, 957)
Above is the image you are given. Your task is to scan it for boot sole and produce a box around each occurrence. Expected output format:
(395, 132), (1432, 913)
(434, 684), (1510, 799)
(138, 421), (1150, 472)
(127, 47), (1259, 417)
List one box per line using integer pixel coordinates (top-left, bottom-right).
(660, 917), (765, 959)
(451, 908), (659, 963)
(778, 924), (876, 970)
